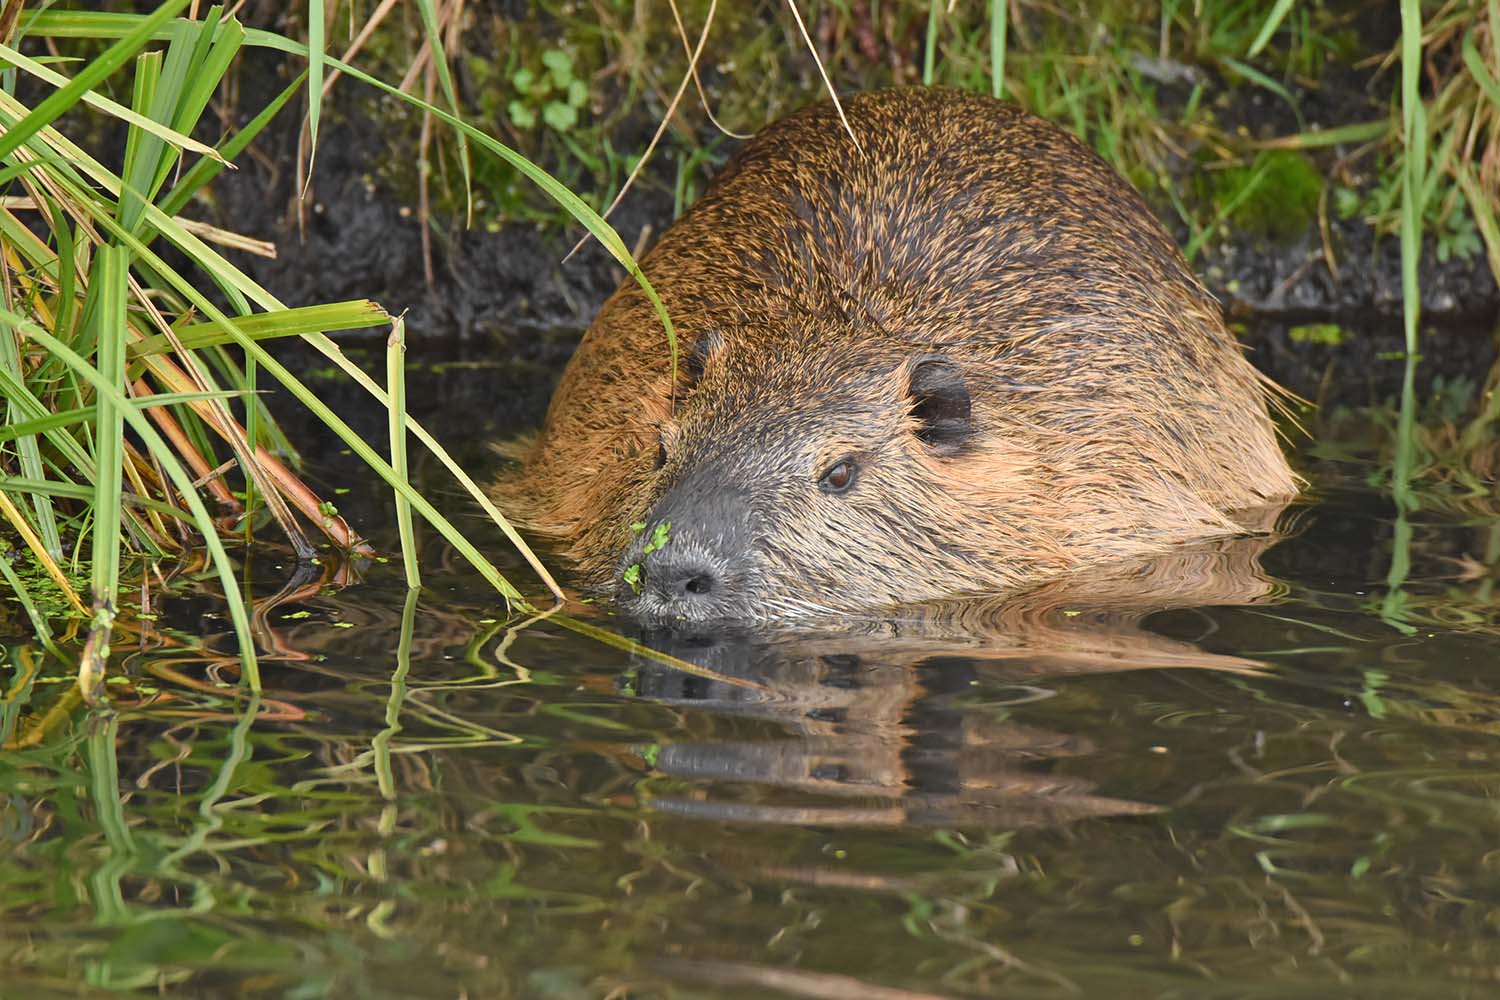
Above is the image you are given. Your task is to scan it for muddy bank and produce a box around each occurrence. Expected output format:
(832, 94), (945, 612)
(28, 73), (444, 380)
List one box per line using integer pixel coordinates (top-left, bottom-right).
(211, 69), (1498, 407)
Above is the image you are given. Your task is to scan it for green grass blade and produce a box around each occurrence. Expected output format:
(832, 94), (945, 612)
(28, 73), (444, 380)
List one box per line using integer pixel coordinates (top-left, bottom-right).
(130, 300), (389, 358)
(1247, 0), (1298, 58)
(386, 318), (420, 589)
(0, 390), (245, 443)
(0, 477), (182, 518)
(305, 0), (324, 184)
(0, 322), (62, 560)
(923, 1), (941, 85)
(48, 197), (78, 339)
(415, 0), (472, 222)
(1251, 120), (1389, 150)
(118, 46), (162, 236)
(1462, 28), (1500, 108)
(1220, 55), (1299, 115)
(990, 0), (1007, 99)
(1398, 0), (1425, 359)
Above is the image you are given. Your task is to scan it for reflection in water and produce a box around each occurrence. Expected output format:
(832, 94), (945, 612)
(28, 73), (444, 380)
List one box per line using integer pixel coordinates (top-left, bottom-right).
(628, 532), (1282, 830)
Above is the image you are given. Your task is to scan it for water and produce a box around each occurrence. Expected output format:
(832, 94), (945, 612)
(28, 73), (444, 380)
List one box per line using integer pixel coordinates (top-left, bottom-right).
(4, 341), (1500, 999)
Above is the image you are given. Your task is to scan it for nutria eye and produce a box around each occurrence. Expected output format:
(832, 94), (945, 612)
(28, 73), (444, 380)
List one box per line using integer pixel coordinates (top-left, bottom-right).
(654, 437), (668, 471)
(819, 460), (856, 494)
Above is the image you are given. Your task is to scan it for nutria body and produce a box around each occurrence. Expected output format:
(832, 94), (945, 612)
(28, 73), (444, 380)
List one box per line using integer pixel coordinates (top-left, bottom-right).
(494, 87), (1298, 623)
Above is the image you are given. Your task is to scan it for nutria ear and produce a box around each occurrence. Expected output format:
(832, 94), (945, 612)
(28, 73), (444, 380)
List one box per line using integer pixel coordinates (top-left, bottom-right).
(683, 329), (723, 386)
(908, 357), (972, 453)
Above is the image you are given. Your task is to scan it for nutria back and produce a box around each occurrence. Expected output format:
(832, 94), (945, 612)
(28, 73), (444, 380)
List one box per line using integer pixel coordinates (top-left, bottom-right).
(494, 87), (1298, 622)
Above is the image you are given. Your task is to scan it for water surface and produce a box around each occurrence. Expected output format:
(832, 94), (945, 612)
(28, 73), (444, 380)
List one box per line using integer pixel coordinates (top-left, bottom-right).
(4, 342), (1500, 999)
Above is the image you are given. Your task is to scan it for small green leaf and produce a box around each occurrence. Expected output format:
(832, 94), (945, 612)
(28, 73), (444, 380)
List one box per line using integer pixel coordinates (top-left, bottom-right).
(508, 100), (536, 130)
(630, 521), (647, 535)
(542, 101), (576, 132)
(542, 48), (573, 87)
(567, 78), (588, 108)
(642, 521), (671, 556)
(623, 563), (642, 594)
(511, 66), (535, 92)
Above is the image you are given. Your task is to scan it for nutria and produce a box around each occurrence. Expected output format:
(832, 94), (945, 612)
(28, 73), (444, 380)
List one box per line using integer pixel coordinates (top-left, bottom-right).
(493, 87), (1298, 623)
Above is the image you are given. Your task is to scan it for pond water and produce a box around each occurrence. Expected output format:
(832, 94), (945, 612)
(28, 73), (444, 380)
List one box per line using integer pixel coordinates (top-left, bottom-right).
(4, 338), (1500, 999)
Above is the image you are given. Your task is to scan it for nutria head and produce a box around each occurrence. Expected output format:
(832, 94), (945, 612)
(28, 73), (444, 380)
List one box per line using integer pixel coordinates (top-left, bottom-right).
(616, 329), (1027, 620)
(494, 87), (1298, 624)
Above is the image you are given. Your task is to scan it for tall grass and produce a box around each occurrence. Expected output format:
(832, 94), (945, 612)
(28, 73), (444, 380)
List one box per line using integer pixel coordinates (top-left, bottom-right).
(0, 4), (673, 700)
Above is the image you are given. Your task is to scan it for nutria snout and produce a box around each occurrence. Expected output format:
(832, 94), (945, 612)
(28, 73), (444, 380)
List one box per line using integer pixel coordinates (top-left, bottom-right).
(618, 481), (758, 620)
(492, 86), (1299, 623)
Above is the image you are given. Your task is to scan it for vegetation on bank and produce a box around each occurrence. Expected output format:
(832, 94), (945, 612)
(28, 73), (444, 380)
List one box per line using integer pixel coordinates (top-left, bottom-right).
(327, 1), (1498, 290)
(0, 1), (1497, 703)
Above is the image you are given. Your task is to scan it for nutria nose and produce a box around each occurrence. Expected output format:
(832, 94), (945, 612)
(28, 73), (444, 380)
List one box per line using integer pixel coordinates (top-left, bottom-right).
(643, 550), (719, 602)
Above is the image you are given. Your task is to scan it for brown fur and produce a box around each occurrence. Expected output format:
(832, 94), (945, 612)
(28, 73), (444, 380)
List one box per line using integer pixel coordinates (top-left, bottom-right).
(492, 87), (1298, 621)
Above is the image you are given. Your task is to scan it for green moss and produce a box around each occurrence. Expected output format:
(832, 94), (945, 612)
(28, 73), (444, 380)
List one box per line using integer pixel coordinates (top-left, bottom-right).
(1217, 150), (1323, 242)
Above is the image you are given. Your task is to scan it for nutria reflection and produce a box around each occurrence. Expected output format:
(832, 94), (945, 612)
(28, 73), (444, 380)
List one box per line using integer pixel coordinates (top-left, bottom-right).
(620, 532), (1282, 829)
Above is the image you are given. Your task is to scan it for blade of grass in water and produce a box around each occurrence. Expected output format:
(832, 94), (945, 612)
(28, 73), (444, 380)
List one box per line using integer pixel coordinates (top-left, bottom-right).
(79, 245), (128, 705)
(160, 690), (261, 870)
(387, 317), (420, 589)
(373, 587), (419, 806)
(0, 550), (63, 658)
(1382, 353), (1419, 635)
(1383, 0), (1426, 635)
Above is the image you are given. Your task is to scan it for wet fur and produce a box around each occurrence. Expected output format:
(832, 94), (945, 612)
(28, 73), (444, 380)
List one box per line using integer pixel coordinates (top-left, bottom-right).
(492, 87), (1298, 619)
